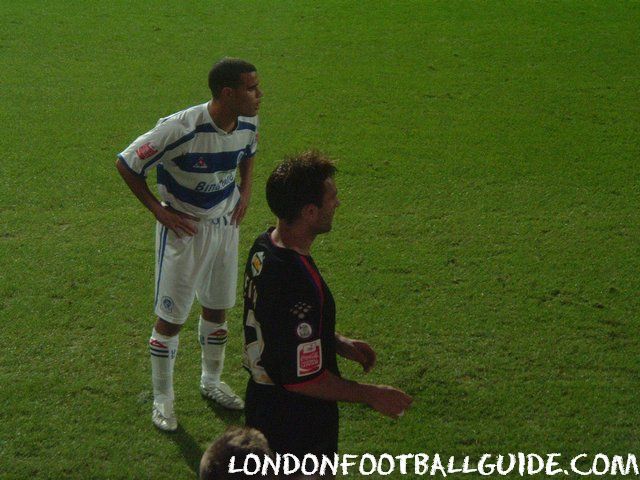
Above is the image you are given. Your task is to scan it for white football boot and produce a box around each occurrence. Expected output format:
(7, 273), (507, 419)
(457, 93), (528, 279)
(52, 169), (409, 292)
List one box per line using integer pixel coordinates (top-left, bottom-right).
(152, 401), (177, 432)
(200, 381), (244, 410)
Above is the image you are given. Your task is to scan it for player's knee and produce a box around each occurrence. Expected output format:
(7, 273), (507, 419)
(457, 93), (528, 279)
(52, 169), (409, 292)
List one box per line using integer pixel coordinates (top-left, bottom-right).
(201, 308), (225, 324)
(155, 317), (182, 337)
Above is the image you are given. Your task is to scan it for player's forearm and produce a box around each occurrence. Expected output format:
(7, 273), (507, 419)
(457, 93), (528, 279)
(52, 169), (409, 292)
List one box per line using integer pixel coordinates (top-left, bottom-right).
(237, 155), (255, 193)
(284, 371), (374, 405)
(335, 333), (350, 357)
(115, 158), (163, 217)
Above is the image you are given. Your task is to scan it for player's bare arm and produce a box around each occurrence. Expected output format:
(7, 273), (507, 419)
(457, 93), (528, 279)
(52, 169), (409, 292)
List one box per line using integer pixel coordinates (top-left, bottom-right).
(335, 333), (376, 373)
(285, 371), (413, 419)
(231, 154), (255, 226)
(115, 159), (199, 237)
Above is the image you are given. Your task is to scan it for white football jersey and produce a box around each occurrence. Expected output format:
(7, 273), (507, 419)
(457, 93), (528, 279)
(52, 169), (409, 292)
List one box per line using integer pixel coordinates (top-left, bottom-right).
(118, 102), (258, 219)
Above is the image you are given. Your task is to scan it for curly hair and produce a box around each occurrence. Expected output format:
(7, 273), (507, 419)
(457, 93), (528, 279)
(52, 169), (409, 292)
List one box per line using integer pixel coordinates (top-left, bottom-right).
(199, 426), (273, 479)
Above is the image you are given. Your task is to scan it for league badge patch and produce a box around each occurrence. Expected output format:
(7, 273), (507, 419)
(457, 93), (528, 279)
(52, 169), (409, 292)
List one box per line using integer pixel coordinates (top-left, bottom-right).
(251, 251), (265, 277)
(296, 322), (313, 339)
(297, 339), (322, 377)
(136, 142), (158, 160)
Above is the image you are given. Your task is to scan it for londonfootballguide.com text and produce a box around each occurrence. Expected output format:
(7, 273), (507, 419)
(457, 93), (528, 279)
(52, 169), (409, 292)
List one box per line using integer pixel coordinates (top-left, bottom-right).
(228, 452), (639, 477)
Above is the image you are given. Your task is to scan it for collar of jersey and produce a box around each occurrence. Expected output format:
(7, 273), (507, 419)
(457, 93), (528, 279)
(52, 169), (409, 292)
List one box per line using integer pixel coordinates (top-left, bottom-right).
(205, 101), (236, 135)
(263, 227), (312, 261)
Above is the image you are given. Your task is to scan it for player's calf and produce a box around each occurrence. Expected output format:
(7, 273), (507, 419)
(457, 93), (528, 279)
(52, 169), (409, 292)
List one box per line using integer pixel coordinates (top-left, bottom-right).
(149, 326), (180, 431)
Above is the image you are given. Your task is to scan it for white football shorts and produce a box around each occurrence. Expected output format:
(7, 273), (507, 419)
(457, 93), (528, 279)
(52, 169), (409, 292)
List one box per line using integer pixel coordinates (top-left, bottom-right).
(153, 214), (239, 324)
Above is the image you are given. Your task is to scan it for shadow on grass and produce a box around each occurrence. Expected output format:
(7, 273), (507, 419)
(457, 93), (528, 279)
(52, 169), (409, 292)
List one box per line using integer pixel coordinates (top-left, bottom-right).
(165, 402), (244, 475)
(202, 398), (244, 424)
(167, 425), (204, 477)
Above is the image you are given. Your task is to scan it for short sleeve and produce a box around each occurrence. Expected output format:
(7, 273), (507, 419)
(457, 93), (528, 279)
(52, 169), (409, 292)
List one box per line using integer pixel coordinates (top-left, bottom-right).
(117, 118), (184, 178)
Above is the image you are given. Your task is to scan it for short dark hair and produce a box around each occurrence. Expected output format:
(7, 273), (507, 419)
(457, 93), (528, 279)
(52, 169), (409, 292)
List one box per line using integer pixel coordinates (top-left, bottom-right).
(266, 150), (337, 224)
(200, 426), (273, 480)
(208, 58), (257, 99)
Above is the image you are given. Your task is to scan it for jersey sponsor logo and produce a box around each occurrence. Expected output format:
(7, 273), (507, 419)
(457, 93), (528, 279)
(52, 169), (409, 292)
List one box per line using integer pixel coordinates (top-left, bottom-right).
(251, 251), (265, 277)
(297, 339), (322, 377)
(290, 301), (312, 319)
(136, 142), (158, 160)
(160, 296), (174, 313)
(296, 322), (313, 339)
(194, 172), (235, 193)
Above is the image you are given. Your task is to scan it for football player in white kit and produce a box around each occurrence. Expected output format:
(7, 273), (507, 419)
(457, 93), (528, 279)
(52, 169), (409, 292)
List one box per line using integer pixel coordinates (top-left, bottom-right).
(116, 58), (262, 432)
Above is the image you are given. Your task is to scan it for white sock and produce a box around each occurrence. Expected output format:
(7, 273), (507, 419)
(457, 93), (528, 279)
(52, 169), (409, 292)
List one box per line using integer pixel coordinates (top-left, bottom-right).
(199, 316), (227, 385)
(149, 328), (179, 408)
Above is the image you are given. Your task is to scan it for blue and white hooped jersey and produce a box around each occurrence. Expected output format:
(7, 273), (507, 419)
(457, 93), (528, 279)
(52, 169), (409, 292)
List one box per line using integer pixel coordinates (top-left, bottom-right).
(118, 102), (258, 219)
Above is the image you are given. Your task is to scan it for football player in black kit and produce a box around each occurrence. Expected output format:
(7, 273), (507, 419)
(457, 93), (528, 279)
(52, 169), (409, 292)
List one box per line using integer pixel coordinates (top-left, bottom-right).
(242, 151), (412, 469)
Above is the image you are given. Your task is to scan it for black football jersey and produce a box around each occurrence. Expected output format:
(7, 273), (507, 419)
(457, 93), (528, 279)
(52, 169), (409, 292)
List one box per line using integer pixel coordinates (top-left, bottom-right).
(242, 228), (339, 386)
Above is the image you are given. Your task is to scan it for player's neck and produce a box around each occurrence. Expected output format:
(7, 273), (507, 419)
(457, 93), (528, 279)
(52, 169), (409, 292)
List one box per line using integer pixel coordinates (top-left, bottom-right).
(208, 100), (237, 133)
(272, 222), (315, 256)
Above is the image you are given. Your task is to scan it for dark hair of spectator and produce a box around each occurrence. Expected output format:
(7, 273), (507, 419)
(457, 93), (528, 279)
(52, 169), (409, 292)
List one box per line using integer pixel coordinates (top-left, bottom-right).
(200, 426), (272, 479)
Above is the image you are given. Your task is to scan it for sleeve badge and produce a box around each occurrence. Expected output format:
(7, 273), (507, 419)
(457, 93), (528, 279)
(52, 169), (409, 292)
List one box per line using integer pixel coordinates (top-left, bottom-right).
(136, 142), (158, 160)
(251, 251), (265, 277)
(296, 322), (313, 339)
(297, 339), (322, 377)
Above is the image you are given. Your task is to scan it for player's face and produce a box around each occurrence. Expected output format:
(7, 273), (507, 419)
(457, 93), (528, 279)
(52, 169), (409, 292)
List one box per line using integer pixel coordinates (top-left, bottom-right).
(314, 177), (340, 234)
(231, 71), (262, 117)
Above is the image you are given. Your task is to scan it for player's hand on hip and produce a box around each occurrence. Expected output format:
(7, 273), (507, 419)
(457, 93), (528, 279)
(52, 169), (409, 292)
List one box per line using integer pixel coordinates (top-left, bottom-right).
(155, 205), (199, 237)
(231, 193), (250, 226)
(367, 385), (413, 419)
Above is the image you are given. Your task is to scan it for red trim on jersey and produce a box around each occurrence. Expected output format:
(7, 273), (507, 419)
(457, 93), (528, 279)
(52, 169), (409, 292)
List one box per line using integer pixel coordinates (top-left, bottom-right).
(283, 369), (329, 389)
(298, 255), (324, 305)
(298, 255), (324, 336)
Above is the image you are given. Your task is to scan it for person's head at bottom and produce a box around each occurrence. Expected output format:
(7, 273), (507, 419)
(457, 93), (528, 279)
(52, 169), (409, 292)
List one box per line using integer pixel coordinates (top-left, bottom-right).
(200, 426), (273, 479)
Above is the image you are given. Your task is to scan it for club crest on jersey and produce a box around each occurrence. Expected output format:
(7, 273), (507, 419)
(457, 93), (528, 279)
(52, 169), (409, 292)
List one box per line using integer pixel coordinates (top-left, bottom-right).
(296, 322), (313, 339)
(251, 251), (265, 277)
(297, 339), (322, 377)
(194, 157), (208, 169)
(290, 302), (312, 319)
(160, 296), (174, 313)
(136, 142), (158, 160)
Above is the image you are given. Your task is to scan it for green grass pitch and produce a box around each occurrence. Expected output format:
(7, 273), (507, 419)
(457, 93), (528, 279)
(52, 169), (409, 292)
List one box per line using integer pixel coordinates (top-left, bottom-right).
(1, 1), (638, 478)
